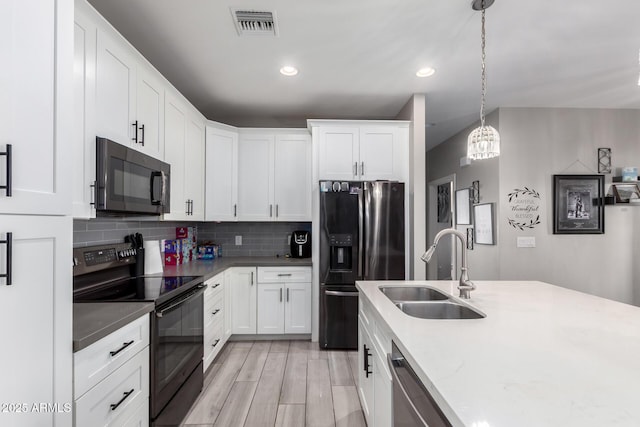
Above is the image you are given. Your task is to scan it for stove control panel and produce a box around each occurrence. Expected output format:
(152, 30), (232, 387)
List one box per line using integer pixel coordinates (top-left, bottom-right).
(73, 243), (137, 276)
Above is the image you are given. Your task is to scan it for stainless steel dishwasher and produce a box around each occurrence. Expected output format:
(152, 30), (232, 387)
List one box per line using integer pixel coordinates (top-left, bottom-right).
(388, 341), (452, 427)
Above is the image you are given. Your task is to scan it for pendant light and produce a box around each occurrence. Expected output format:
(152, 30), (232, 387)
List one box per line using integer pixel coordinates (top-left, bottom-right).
(467, 0), (500, 160)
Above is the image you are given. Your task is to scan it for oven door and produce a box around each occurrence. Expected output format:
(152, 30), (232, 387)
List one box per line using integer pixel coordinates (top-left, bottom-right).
(96, 137), (170, 215)
(151, 284), (204, 420)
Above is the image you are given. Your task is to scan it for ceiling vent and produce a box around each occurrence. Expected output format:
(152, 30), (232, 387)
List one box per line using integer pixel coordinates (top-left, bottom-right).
(231, 9), (279, 36)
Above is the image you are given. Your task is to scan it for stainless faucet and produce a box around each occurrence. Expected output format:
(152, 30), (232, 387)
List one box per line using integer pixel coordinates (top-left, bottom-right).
(421, 228), (476, 299)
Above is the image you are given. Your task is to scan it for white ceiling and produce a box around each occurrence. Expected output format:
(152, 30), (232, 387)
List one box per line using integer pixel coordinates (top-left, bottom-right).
(87, 0), (640, 149)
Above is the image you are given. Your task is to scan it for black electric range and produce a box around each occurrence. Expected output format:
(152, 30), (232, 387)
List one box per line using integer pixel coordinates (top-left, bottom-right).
(73, 242), (205, 427)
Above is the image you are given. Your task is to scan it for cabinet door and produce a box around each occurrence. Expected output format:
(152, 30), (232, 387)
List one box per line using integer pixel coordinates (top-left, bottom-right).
(229, 267), (257, 334)
(96, 27), (136, 146)
(205, 126), (238, 221)
(274, 134), (312, 221)
(257, 284), (285, 334)
(0, 0), (71, 215)
(0, 216), (72, 427)
(284, 283), (311, 334)
(237, 134), (274, 221)
(72, 9), (97, 219)
(357, 317), (374, 425)
(184, 113), (205, 220)
(223, 270), (233, 340)
(359, 126), (402, 180)
(317, 127), (360, 180)
(135, 63), (164, 159)
(163, 93), (187, 220)
(373, 346), (392, 427)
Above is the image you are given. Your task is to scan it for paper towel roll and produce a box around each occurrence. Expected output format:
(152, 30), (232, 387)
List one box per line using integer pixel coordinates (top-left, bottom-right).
(144, 240), (164, 274)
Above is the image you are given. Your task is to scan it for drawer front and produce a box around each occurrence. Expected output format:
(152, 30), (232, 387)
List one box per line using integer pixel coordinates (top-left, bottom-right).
(359, 298), (372, 330)
(204, 274), (224, 299)
(75, 346), (150, 427)
(204, 292), (224, 328)
(120, 399), (149, 427)
(204, 322), (224, 371)
(258, 267), (311, 283)
(74, 314), (150, 398)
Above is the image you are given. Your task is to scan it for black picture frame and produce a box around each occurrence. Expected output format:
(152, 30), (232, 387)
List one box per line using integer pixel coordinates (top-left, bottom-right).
(437, 183), (451, 223)
(610, 183), (640, 203)
(553, 175), (605, 234)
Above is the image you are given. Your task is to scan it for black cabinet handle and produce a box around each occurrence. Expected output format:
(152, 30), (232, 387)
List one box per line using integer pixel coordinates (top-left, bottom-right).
(0, 233), (12, 286)
(234, 204), (237, 217)
(132, 121), (138, 143)
(109, 340), (134, 357)
(212, 309), (220, 315)
(110, 389), (134, 411)
(139, 124), (145, 146)
(363, 344), (372, 378)
(212, 339), (220, 348)
(0, 144), (11, 197)
(211, 283), (220, 289)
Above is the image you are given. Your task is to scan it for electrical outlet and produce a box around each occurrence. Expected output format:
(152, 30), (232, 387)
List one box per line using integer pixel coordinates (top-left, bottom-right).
(517, 236), (536, 248)
(235, 235), (242, 246)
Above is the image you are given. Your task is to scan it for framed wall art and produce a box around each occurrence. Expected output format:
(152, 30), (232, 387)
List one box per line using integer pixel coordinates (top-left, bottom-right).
(553, 175), (605, 234)
(437, 183), (452, 223)
(473, 203), (495, 245)
(455, 188), (472, 225)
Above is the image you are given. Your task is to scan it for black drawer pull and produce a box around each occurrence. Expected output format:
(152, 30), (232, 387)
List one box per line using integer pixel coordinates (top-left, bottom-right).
(109, 340), (134, 357)
(212, 309), (220, 316)
(212, 339), (220, 348)
(0, 144), (11, 197)
(0, 233), (12, 286)
(110, 389), (134, 411)
(211, 283), (220, 289)
(363, 344), (372, 378)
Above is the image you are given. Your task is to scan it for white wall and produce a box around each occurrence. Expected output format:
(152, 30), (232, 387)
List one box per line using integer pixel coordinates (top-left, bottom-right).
(498, 108), (640, 304)
(396, 94), (426, 279)
(428, 107), (640, 306)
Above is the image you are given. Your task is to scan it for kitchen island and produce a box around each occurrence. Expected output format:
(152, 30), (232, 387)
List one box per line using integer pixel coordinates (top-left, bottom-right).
(356, 280), (640, 427)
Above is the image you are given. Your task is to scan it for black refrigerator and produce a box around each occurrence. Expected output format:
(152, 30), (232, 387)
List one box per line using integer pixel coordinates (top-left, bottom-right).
(319, 181), (405, 349)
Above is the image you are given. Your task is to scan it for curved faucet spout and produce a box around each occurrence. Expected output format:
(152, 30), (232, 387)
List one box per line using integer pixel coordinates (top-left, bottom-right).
(421, 228), (475, 299)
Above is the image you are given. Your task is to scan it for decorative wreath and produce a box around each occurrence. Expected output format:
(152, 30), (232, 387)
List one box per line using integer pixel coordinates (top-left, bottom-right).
(508, 216), (541, 230)
(507, 187), (541, 202)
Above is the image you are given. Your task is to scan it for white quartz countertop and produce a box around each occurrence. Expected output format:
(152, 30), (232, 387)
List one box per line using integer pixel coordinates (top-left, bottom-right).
(356, 280), (640, 427)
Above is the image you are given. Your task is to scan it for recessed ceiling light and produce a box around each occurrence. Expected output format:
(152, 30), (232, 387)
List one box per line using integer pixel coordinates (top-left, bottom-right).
(416, 67), (436, 78)
(280, 66), (298, 76)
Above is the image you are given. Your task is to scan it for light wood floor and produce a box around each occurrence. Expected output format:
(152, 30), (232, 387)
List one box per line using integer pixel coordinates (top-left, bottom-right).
(182, 340), (365, 427)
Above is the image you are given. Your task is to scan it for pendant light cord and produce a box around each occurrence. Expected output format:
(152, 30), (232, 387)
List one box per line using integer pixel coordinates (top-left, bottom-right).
(480, 8), (487, 129)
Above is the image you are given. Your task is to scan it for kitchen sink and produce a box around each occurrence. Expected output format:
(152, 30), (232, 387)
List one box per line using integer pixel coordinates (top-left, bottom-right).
(379, 286), (450, 302)
(394, 301), (485, 320)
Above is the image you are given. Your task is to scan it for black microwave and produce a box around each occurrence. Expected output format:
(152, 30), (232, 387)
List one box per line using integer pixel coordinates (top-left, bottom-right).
(96, 137), (170, 215)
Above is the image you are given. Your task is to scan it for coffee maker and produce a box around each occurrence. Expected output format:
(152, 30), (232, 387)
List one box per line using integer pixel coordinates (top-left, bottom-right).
(290, 230), (311, 258)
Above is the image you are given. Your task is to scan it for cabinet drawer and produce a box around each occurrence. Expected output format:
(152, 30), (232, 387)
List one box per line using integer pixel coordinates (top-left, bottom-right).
(258, 267), (311, 283)
(204, 274), (224, 299)
(74, 314), (150, 398)
(120, 399), (149, 427)
(75, 346), (149, 427)
(204, 322), (224, 370)
(204, 292), (224, 328)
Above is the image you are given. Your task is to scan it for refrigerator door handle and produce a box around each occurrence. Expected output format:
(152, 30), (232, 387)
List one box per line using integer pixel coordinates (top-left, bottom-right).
(357, 185), (364, 279)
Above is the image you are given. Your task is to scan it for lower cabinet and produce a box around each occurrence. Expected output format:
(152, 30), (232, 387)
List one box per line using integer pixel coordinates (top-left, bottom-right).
(203, 272), (227, 371)
(230, 266), (312, 335)
(358, 298), (393, 427)
(73, 314), (150, 427)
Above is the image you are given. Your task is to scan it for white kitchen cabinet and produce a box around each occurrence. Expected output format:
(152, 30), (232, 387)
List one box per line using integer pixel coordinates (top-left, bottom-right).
(0, 0), (72, 216)
(135, 62), (165, 160)
(256, 267), (312, 334)
(203, 273), (226, 371)
(274, 134), (312, 221)
(205, 123), (238, 221)
(223, 269), (233, 341)
(237, 133), (274, 221)
(0, 215), (73, 427)
(236, 130), (311, 222)
(310, 120), (409, 182)
(164, 92), (205, 221)
(358, 316), (374, 425)
(72, 5), (97, 218)
(373, 347), (392, 427)
(229, 267), (257, 334)
(257, 283), (285, 334)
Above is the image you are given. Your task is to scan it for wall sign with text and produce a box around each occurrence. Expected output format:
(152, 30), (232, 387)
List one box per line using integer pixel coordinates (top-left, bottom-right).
(507, 187), (541, 230)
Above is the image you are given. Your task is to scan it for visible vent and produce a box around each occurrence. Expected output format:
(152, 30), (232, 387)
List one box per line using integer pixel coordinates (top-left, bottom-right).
(231, 9), (278, 36)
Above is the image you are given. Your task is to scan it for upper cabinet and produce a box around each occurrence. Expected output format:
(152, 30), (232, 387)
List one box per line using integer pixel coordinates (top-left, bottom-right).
(163, 91), (205, 221)
(205, 124), (239, 221)
(0, 0), (72, 216)
(310, 120), (409, 182)
(236, 129), (312, 222)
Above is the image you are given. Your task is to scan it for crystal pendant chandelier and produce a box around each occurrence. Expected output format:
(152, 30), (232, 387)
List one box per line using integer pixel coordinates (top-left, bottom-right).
(467, 0), (500, 160)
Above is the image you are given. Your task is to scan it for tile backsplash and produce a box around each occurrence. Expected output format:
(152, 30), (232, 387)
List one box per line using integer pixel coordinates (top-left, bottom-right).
(73, 219), (311, 257)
